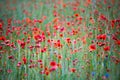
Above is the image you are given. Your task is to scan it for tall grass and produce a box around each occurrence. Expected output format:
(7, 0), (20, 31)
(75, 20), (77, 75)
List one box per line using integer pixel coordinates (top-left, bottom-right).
(0, 0), (120, 80)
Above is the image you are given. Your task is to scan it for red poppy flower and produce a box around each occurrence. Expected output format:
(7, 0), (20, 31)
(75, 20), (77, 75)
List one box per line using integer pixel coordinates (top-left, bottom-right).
(111, 20), (116, 28)
(101, 34), (107, 40)
(67, 22), (71, 26)
(0, 23), (2, 29)
(0, 46), (2, 50)
(112, 34), (118, 41)
(17, 62), (21, 67)
(57, 55), (62, 60)
(104, 46), (110, 51)
(70, 68), (76, 73)
(57, 63), (62, 68)
(50, 61), (57, 67)
(97, 34), (107, 40)
(38, 19), (42, 23)
(8, 55), (14, 59)
(22, 56), (27, 64)
(17, 40), (26, 49)
(66, 38), (71, 43)
(25, 17), (31, 23)
(49, 61), (58, 72)
(0, 36), (6, 41)
(99, 14), (107, 21)
(45, 71), (50, 75)
(74, 13), (79, 17)
(38, 59), (42, 63)
(89, 44), (96, 51)
(116, 40), (120, 45)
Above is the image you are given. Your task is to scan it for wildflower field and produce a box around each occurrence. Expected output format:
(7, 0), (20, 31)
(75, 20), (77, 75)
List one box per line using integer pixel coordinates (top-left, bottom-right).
(0, 0), (120, 80)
